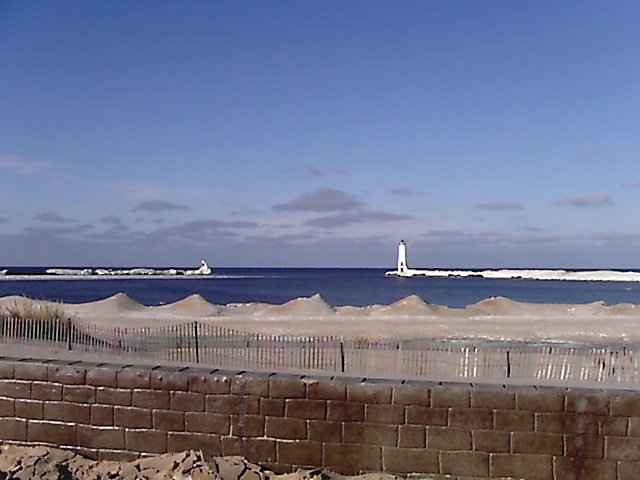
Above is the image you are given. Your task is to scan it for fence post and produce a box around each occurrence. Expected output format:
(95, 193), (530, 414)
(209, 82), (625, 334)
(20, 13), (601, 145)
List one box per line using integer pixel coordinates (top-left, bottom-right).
(340, 338), (345, 373)
(194, 321), (199, 364)
(506, 349), (511, 378)
(67, 318), (72, 351)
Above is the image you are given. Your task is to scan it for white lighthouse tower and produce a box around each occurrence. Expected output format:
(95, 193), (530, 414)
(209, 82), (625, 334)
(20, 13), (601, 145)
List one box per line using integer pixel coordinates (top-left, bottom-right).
(397, 239), (408, 274)
(385, 240), (415, 277)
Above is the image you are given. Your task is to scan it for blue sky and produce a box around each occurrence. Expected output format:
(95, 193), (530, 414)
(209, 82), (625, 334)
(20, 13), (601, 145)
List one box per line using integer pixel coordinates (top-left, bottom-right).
(1, 1), (640, 268)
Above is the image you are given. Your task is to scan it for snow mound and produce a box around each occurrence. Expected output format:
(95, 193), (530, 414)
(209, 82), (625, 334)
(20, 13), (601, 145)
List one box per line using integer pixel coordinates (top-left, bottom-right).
(73, 293), (146, 314)
(153, 294), (221, 317)
(373, 295), (436, 316)
(265, 294), (336, 317)
(466, 296), (531, 316)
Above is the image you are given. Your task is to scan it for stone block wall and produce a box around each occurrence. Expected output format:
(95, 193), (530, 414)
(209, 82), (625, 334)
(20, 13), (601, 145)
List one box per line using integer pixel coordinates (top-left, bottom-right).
(1, 356), (640, 479)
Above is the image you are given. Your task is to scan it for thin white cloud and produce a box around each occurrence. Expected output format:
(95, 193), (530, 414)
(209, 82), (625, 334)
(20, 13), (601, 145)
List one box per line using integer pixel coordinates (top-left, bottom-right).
(305, 210), (411, 228)
(388, 187), (419, 196)
(100, 215), (122, 225)
(475, 201), (523, 211)
(279, 165), (324, 178)
(272, 188), (363, 212)
(553, 192), (613, 208)
(133, 200), (191, 213)
(0, 154), (52, 175)
(34, 211), (74, 223)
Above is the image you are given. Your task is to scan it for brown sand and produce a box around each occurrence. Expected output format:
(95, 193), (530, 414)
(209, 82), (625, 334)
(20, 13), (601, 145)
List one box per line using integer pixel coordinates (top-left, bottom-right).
(0, 444), (488, 479)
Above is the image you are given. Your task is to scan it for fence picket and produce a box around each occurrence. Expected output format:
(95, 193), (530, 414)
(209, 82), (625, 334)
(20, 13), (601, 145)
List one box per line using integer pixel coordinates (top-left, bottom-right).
(2, 314), (640, 385)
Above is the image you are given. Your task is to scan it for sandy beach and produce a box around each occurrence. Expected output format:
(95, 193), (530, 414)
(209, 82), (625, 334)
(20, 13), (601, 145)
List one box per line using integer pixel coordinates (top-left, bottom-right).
(2, 293), (639, 344)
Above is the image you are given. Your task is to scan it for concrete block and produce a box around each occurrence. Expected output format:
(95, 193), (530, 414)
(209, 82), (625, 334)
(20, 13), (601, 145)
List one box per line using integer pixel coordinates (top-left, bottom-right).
(431, 387), (470, 408)
(617, 460), (640, 480)
(564, 434), (604, 458)
(308, 420), (341, 442)
(132, 389), (170, 409)
(286, 399), (326, 419)
(347, 383), (392, 404)
(85, 367), (117, 387)
(167, 432), (221, 455)
(566, 392), (610, 415)
(231, 375), (269, 397)
(600, 416), (628, 436)
(327, 400), (364, 422)
(490, 453), (553, 480)
(324, 443), (382, 473)
(365, 404), (404, 424)
(206, 394), (259, 415)
(96, 387), (131, 406)
(151, 370), (189, 391)
(0, 380), (30, 398)
(231, 414), (264, 437)
(343, 422), (397, 447)
(398, 425), (425, 448)
(511, 431), (563, 455)
(276, 440), (323, 467)
(261, 398), (285, 417)
(605, 435), (640, 461)
(238, 438), (277, 464)
(48, 365), (86, 385)
(15, 399), (43, 420)
(472, 429), (510, 453)
(0, 417), (27, 441)
(152, 409), (184, 432)
(0, 396), (15, 416)
(611, 394), (640, 417)
(448, 407), (493, 429)
(494, 409), (534, 431)
(535, 412), (599, 434)
(0, 361), (14, 379)
(307, 380), (346, 401)
(427, 426), (471, 451)
(516, 391), (564, 412)
(125, 429), (167, 453)
(189, 373), (231, 394)
(90, 404), (113, 426)
(44, 401), (90, 424)
(183, 411), (230, 435)
(114, 406), (152, 429)
(63, 385), (96, 404)
(392, 383), (430, 406)
(78, 425), (125, 450)
(382, 447), (438, 474)
(471, 388), (515, 409)
(117, 368), (151, 389)
(270, 376), (306, 399)
(553, 457), (616, 480)
(440, 451), (489, 477)
(170, 391), (205, 412)
(14, 362), (48, 381)
(28, 420), (77, 446)
(31, 381), (62, 401)
(265, 417), (306, 440)
(405, 406), (448, 426)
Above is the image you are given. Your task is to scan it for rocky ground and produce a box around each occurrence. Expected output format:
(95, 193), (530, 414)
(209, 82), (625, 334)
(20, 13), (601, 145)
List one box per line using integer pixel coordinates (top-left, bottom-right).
(0, 444), (515, 480)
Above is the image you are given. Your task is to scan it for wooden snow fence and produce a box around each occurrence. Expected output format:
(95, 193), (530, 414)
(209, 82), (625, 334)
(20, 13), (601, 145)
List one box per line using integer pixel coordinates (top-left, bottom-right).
(1, 315), (639, 386)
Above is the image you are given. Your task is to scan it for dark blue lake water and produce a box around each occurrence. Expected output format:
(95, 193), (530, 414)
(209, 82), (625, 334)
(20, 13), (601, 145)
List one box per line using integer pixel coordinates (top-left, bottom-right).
(2, 268), (640, 308)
